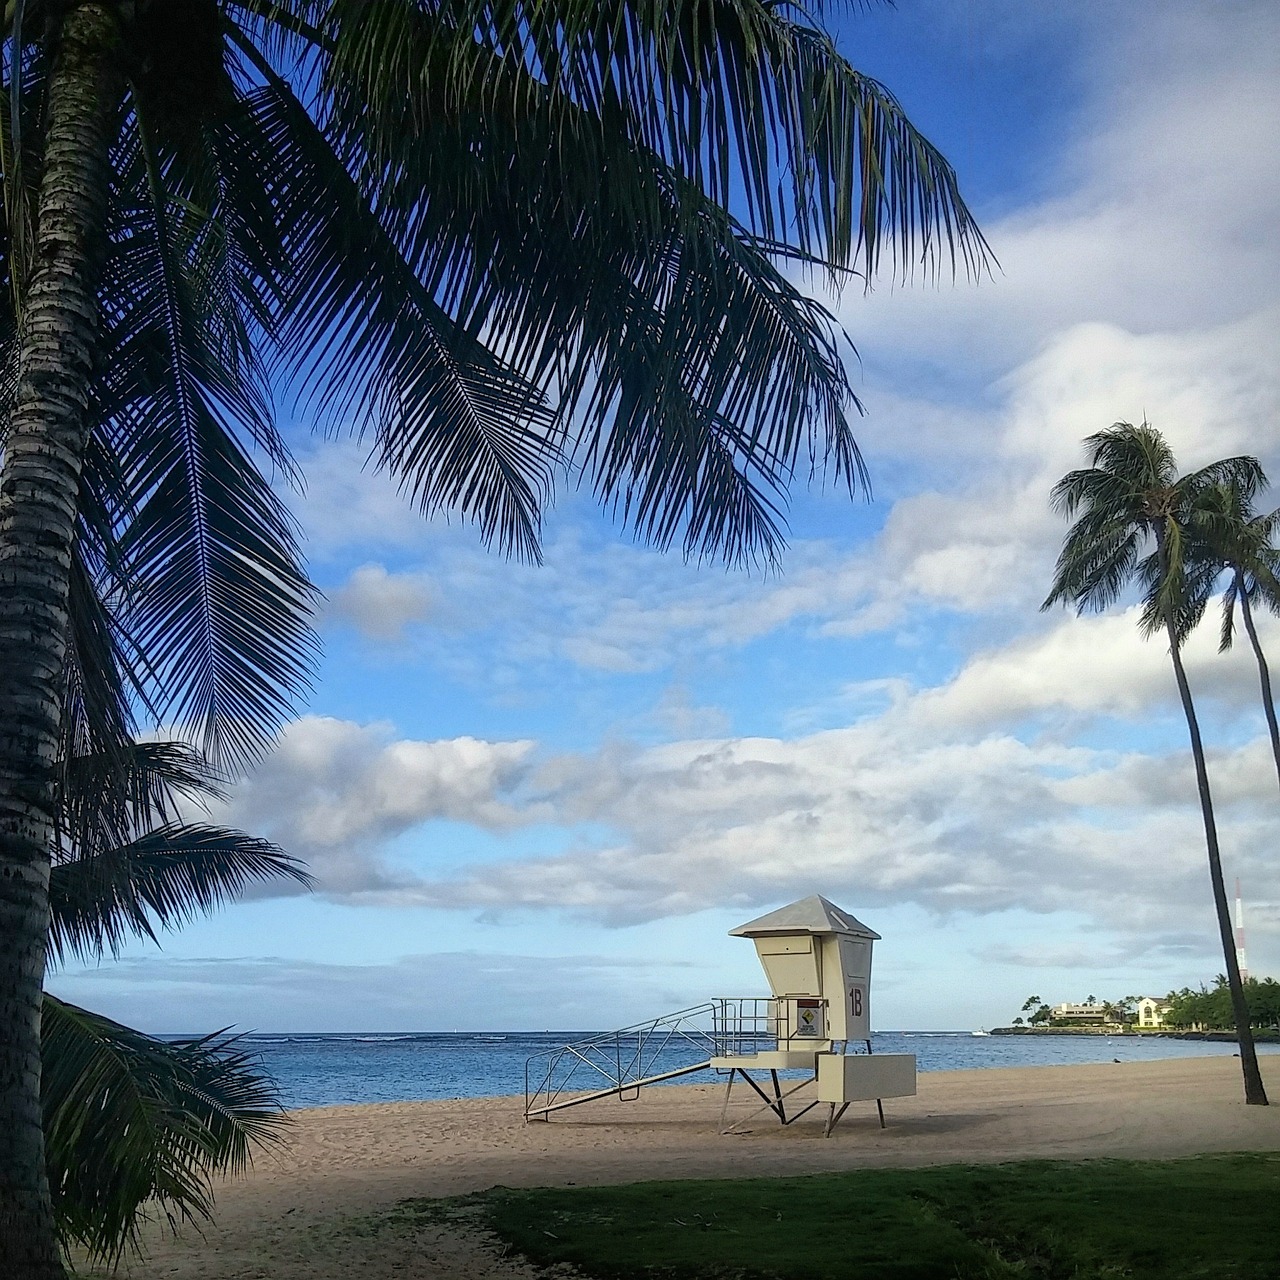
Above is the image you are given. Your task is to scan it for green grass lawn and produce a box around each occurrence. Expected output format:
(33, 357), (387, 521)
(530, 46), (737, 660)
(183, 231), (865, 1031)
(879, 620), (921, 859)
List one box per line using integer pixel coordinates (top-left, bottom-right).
(403, 1154), (1280, 1279)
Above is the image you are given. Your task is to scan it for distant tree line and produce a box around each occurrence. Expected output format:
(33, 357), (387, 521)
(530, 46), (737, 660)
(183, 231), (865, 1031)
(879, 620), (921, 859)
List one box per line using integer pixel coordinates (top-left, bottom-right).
(1163, 978), (1280, 1031)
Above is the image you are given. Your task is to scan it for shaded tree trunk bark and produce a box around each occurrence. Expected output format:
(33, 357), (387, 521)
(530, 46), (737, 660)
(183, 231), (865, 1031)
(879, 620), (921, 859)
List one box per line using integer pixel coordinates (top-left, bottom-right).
(1164, 619), (1268, 1106)
(1236, 572), (1280, 791)
(0, 6), (120, 1277)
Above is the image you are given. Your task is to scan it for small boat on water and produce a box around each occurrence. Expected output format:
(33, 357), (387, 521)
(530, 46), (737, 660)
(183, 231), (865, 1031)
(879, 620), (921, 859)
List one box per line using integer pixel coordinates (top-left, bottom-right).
(971, 1028), (992, 1037)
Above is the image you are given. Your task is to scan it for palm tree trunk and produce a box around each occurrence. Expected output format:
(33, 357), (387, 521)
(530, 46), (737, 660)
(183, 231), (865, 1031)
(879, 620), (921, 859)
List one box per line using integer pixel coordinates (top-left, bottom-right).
(1164, 619), (1269, 1105)
(0, 6), (121, 1276)
(1236, 572), (1280, 791)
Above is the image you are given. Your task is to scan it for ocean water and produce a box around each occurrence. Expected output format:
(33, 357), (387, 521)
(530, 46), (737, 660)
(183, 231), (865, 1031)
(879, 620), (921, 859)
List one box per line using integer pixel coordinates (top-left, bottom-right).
(219, 1030), (1279, 1111)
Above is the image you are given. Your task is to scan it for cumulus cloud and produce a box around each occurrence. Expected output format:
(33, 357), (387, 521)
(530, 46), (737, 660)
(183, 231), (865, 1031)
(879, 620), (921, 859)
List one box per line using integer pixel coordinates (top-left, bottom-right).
(399, 721), (1277, 955)
(220, 619), (1280, 974)
(326, 563), (433, 640)
(912, 606), (1280, 733)
(212, 716), (538, 894)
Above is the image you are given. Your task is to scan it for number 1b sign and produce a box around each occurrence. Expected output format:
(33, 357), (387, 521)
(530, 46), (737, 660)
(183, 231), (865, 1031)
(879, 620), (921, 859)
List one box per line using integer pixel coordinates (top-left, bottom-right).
(848, 983), (869, 1039)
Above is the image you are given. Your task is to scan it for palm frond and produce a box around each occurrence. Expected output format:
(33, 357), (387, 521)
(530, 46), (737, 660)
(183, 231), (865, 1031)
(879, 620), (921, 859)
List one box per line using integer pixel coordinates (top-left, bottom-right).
(1188, 476), (1280, 646)
(55, 737), (218, 857)
(1043, 422), (1219, 642)
(270, 2), (870, 562)
(1185, 454), (1266, 505)
(322, 0), (991, 282)
(1135, 537), (1216, 643)
(42, 995), (286, 1263)
(61, 542), (138, 763)
(1220, 571), (1241, 653)
(1042, 517), (1141, 614)
(1082, 421), (1178, 491)
(48, 821), (311, 966)
(93, 101), (319, 771)
(226, 39), (563, 560)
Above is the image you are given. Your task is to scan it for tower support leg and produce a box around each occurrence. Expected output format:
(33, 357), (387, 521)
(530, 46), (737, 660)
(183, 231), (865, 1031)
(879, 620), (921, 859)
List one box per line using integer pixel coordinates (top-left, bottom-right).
(822, 1102), (850, 1138)
(718, 1069), (737, 1133)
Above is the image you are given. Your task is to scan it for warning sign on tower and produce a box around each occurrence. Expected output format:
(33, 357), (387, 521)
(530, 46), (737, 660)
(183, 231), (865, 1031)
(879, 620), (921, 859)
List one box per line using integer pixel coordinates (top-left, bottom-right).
(794, 998), (824, 1038)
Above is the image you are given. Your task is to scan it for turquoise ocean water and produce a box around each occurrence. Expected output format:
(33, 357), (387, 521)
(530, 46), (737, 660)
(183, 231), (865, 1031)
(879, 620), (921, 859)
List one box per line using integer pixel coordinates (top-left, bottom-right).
(206, 1030), (1278, 1110)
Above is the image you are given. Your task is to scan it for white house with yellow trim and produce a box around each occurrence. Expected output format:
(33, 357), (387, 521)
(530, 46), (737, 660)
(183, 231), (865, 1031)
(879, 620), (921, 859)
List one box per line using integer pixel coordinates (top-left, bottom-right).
(1136, 996), (1172, 1028)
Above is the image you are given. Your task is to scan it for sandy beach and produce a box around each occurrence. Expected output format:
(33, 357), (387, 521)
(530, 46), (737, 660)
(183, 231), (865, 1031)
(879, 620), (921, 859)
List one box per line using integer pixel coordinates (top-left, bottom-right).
(112, 1055), (1280, 1280)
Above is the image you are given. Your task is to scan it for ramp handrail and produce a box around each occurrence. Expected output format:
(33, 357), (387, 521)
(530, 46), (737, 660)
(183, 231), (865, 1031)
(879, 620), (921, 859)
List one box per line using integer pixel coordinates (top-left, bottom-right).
(523, 997), (831, 1120)
(524, 1002), (718, 1120)
(525, 1059), (714, 1119)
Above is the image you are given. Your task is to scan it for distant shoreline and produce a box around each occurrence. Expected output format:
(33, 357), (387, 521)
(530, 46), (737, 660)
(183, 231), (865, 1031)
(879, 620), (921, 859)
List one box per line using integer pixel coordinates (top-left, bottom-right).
(990, 1025), (1280, 1042)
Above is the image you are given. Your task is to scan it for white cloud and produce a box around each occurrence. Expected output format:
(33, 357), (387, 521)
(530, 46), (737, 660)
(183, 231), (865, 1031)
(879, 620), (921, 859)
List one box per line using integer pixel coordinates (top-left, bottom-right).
(220, 621), (1280, 974)
(213, 717), (538, 894)
(401, 720), (1266, 938)
(326, 563), (433, 640)
(291, 440), (438, 558)
(843, 3), (1280, 373)
(911, 606), (1280, 733)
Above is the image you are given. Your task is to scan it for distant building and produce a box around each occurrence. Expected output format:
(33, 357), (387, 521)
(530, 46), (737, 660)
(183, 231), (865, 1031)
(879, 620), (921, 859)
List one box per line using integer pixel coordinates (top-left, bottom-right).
(1136, 997), (1172, 1029)
(1051, 1002), (1109, 1024)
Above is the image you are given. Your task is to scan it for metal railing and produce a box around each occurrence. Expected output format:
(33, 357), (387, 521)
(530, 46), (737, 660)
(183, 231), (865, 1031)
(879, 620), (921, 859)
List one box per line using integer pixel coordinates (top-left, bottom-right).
(711, 996), (831, 1054)
(523, 996), (834, 1119)
(524, 1002), (718, 1119)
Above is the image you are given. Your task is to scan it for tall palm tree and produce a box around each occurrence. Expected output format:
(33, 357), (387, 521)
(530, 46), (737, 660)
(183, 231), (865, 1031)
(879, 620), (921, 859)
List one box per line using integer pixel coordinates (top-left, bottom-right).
(0, 3), (989, 1272)
(1192, 480), (1280, 789)
(1043, 421), (1268, 1106)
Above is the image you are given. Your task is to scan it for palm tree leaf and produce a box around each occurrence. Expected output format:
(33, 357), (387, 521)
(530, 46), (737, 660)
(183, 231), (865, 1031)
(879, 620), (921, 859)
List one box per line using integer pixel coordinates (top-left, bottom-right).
(321, 0), (990, 281)
(1184, 454), (1266, 504)
(291, 3), (869, 561)
(1188, 475), (1279, 646)
(48, 822), (311, 966)
(92, 103), (319, 771)
(55, 737), (221, 859)
(1043, 424), (1239, 640)
(61, 542), (138, 760)
(41, 994), (286, 1262)
(1219, 572), (1241, 653)
(224, 39), (563, 560)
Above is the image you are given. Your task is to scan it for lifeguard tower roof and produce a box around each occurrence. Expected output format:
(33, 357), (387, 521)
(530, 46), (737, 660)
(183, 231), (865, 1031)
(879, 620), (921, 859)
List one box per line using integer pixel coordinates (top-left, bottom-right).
(729, 894), (880, 940)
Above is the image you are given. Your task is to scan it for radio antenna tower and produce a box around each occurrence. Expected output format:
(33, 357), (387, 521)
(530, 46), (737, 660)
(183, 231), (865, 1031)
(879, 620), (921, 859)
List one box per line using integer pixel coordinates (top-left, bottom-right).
(1234, 879), (1249, 982)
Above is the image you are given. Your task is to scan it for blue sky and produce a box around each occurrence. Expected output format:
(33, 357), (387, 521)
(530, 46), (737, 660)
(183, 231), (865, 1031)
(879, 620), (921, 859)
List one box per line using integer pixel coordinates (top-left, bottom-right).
(51, 0), (1280, 1033)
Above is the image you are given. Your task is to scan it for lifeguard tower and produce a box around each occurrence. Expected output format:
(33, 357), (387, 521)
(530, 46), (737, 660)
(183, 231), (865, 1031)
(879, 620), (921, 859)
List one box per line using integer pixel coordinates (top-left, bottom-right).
(523, 894), (916, 1138)
(711, 895), (916, 1136)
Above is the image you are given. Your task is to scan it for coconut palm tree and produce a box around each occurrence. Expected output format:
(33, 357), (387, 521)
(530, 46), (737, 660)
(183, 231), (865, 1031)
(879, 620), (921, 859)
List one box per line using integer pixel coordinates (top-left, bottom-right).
(1043, 421), (1268, 1106)
(0, 3), (989, 1271)
(1191, 479), (1280, 789)
(44, 720), (310, 1262)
